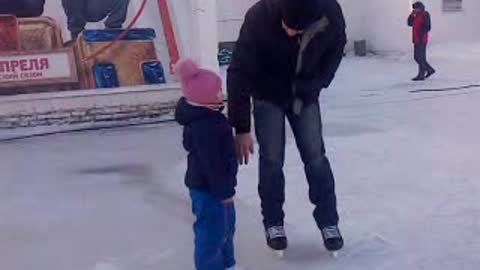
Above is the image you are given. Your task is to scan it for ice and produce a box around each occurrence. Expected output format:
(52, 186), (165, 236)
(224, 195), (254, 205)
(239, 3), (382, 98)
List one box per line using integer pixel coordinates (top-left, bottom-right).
(1, 42), (480, 270)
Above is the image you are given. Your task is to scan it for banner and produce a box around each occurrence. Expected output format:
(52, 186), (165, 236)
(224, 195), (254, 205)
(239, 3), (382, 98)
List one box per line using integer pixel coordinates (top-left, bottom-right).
(0, 49), (76, 87)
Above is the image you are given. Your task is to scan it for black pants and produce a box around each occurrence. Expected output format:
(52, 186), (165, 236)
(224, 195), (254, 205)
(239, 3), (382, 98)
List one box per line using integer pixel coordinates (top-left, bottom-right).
(0, 0), (45, 17)
(62, 0), (130, 37)
(253, 100), (339, 230)
(414, 43), (434, 77)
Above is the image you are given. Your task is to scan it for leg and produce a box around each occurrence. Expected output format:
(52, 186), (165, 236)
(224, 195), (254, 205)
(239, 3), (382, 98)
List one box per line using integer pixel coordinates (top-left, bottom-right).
(62, 0), (87, 38)
(0, 1), (16, 15)
(190, 190), (227, 270)
(424, 44), (436, 76)
(253, 100), (287, 228)
(105, 0), (130, 29)
(418, 43), (428, 74)
(14, 0), (44, 17)
(413, 45), (420, 66)
(0, 0), (43, 17)
(286, 101), (339, 229)
(413, 44), (425, 78)
(222, 203), (236, 269)
(84, 0), (112, 22)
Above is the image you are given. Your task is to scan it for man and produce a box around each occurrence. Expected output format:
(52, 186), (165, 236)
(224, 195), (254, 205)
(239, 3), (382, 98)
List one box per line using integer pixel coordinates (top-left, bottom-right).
(0, 0), (45, 17)
(408, 1), (435, 81)
(62, 0), (130, 40)
(227, 0), (346, 254)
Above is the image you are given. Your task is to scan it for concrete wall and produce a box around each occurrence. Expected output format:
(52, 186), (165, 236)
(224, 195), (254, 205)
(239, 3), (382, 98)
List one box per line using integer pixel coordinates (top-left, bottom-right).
(0, 85), (180, 130)
(364, 0), (480, 53)
(167, 0), (220, 70)
(362, 0), (411, 53)
(337, 0), (368, 51)
(217, 0), (258, 42)
(420, 0), (480, 44)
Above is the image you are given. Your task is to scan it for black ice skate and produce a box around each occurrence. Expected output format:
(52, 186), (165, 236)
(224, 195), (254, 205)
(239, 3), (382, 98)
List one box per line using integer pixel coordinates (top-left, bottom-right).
(265, 226), (288, 257)
(321, 226), (344, 257)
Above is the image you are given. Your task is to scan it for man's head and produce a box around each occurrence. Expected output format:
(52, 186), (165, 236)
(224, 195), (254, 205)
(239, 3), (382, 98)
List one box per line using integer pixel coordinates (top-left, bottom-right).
(280, 0), (326, 36)
(412, 1), (425, 12)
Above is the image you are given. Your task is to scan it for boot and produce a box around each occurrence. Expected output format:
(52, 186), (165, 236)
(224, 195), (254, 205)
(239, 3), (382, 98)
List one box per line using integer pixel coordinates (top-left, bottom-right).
(321, 226), (344, 251)
(265, 226), (288, 251)
(425, 68), (436, 78)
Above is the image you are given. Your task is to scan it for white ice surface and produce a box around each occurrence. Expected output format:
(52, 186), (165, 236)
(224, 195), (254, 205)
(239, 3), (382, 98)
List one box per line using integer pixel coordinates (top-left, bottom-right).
(1, 43), (480, 270)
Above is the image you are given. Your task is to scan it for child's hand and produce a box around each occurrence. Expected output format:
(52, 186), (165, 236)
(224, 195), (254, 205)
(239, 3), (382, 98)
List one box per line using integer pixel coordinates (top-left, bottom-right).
(222, 197), (234, 204)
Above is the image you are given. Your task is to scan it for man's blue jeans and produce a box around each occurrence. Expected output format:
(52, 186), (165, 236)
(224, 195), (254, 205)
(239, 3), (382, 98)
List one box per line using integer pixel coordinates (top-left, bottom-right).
(253, 99), (339, 230)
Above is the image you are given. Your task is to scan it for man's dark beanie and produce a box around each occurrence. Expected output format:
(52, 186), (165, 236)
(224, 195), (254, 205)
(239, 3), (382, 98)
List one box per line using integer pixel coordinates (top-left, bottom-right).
(280, 0), (326, 30)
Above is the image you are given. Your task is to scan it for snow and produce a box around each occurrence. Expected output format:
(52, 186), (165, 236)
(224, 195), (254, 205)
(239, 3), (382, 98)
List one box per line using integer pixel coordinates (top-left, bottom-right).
(1, 42), (480, 270)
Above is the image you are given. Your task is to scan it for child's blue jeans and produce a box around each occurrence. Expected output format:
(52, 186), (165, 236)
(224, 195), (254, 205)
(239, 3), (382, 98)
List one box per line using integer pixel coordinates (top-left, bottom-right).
(190, 189), (236, 270)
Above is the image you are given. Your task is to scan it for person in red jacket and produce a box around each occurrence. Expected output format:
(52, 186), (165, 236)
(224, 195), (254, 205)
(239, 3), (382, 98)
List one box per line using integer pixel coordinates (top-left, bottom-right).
(408, 1), (435, 81)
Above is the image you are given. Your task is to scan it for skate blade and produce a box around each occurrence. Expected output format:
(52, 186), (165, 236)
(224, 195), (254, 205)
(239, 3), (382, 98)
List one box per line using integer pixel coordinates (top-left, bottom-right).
(331, 251), (339, 258)
(272, 250), (285, 258)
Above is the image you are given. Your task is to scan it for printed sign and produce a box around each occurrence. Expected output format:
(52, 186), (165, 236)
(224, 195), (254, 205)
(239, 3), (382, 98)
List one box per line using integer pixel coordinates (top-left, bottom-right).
(0, 48), (77, 87)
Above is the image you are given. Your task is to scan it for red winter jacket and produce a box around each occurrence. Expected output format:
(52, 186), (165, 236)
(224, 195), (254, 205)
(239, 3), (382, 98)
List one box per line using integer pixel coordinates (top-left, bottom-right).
(408, 11), (431, 44)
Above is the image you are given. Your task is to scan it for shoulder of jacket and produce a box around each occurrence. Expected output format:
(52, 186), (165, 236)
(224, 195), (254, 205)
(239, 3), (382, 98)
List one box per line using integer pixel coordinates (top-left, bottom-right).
(246, 0), (279, 24)
(325, 0), (346, 30)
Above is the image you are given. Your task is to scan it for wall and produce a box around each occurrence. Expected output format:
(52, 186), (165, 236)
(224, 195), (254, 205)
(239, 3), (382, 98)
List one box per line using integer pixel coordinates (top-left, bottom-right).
(0, 85), (180, 130)
(361, 0), (480, 53)
(168, 0), (196, 62)
(167, 0), (220, 70)
(337, 0), (369, 51)
(422, 0), (480, 44)
(217, 0), (258, 42)
(363, 0), (411, 53)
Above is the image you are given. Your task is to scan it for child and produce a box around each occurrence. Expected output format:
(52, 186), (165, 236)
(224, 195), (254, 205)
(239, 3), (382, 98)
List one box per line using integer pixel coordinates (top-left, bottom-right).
(175, 59), (239, 270)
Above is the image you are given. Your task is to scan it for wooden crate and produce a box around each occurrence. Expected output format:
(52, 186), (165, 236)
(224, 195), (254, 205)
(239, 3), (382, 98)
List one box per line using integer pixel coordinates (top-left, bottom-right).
(18, 17), (63, 51)
(75, 29), (159, 89)
(0, 15), (20, 53)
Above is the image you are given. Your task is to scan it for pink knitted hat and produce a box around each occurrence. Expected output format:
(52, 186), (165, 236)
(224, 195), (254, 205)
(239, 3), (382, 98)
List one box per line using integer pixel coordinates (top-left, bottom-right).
(174, 59), (223, 105)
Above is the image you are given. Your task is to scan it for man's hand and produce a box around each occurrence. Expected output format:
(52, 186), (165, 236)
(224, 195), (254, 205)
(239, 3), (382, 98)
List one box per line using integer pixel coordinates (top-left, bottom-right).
(235, 133), (254, 165)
